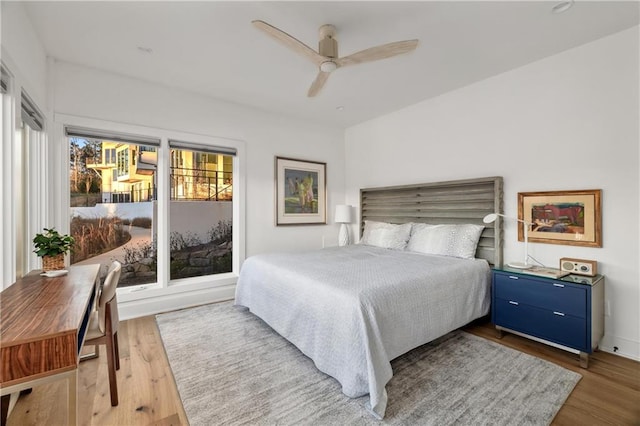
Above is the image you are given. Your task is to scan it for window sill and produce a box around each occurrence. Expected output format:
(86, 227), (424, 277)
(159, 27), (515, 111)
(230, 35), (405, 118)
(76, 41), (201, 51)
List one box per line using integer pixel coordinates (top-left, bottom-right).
(118, 272), (238, 303)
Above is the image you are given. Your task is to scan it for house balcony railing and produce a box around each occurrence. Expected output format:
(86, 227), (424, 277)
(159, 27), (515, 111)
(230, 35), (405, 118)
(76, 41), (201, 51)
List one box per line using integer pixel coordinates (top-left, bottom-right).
(85, 157), (115, 169)
(101, 167), (232, 203)
(170, 167), (232, 201)
(108, 186), (157, 203)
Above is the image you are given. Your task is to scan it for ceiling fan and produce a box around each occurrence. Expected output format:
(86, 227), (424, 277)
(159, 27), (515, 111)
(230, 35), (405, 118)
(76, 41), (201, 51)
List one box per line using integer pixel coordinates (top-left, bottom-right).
(252, 20), (419, 97)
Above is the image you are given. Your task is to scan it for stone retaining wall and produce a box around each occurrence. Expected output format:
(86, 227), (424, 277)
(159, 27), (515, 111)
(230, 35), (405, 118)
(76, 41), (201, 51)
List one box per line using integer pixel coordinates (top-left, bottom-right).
(119, 241), (232, 286)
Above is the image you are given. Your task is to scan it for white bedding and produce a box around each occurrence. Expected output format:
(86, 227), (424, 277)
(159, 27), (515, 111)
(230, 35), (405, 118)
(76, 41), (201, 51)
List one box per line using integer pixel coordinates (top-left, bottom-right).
(234, 244), (491, 419)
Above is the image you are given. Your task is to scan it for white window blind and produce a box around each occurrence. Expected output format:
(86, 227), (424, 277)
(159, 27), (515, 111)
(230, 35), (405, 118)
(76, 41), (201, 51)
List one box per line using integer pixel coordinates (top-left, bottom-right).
(0, 65), (9, 95)
(168, 139), (236, 156)
(21, 91), (44, 131)
(65, 126), (161, 146)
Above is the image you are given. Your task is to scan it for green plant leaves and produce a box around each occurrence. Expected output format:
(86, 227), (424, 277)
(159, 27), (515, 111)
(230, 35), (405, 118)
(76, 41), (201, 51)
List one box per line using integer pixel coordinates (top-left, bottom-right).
(33, 227), (75, 257)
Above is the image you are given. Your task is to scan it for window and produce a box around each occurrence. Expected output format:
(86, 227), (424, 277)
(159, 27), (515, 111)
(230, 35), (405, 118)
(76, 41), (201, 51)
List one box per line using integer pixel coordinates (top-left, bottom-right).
(0, 68), (48, 283)
(18, 91), (47, 275)
(64, 125), (241, 296)
(117, 148), (129, 177)
(168, 141), (234, 280)
(104, 148), (116, 164)
(66, 127), (160, 289)
(1, 64), (14, 287)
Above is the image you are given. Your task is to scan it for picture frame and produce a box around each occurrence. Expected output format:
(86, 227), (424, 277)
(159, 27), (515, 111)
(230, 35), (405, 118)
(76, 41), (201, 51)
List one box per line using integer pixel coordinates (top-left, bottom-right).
(518, 189), (602, 247)
(275, 156), (326, 226)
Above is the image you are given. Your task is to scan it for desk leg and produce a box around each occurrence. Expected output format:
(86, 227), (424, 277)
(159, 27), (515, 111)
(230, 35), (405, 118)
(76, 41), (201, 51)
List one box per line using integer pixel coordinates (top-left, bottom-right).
(67, 370), (78, 426)
(1, 394), (9, 426)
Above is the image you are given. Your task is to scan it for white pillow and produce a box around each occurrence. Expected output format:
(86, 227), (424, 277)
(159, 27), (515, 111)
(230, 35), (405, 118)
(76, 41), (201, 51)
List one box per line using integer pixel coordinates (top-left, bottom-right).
(406, 223), (484, 259)
(360, 221), (412, 250)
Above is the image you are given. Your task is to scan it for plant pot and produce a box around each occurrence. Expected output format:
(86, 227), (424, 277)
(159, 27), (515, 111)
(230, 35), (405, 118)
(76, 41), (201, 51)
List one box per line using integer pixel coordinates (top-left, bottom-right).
(42, 253), (65, 271)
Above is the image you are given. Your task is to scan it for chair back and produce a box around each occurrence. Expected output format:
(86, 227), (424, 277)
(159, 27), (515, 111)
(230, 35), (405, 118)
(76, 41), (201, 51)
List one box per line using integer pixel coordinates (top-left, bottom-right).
(98, 261), (121, 334)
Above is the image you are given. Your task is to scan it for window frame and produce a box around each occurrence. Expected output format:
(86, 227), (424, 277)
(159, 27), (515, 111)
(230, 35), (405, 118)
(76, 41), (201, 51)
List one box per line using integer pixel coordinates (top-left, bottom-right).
(1, 63), (17, 288)
(19, 120), (49, 275)
(55, 114), (245, 305)
(2, 62), (52, 288)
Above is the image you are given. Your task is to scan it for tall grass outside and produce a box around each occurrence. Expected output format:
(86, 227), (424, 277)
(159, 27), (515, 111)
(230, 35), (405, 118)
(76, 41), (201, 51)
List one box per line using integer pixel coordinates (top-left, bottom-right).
(70, 216), (130, 264)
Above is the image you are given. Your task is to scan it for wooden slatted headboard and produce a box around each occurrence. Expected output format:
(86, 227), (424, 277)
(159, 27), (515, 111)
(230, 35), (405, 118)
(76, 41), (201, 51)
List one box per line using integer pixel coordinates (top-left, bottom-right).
(360, 176), (503, 266)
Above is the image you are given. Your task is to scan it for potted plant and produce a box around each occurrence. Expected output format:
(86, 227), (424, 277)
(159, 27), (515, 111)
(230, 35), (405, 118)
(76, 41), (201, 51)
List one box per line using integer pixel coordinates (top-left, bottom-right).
(33, 228), (75, 271)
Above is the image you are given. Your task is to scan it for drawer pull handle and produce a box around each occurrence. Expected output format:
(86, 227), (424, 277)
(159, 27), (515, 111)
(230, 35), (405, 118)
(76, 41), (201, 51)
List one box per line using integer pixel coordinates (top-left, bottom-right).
(553, 311), (565, 316)
(553, 283), (565, 288)
(508, 276), (519, 280)
(509, 301), (519, 305)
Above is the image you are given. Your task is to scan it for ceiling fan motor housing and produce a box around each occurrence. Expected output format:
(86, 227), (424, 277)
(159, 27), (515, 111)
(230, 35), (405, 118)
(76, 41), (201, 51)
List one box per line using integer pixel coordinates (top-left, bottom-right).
(319, 24), (338, 58)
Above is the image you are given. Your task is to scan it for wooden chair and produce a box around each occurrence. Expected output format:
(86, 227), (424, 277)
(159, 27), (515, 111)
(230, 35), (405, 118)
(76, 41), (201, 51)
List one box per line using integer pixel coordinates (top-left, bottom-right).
(81, 261), (122, 406)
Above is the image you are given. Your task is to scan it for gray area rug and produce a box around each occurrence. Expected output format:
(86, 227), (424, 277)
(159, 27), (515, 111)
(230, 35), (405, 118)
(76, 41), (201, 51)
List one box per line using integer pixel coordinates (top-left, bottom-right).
(156, 302), (581, 425)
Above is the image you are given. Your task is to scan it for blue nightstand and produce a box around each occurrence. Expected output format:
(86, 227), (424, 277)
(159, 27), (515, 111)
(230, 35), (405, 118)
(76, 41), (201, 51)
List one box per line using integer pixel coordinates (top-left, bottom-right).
(492, 266), (604, 368)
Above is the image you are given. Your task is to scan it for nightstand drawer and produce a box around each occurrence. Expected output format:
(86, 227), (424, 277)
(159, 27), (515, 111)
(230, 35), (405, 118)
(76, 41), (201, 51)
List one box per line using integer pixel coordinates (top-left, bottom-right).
(494, 299), (587, 351)
(494, 274), (587, 318)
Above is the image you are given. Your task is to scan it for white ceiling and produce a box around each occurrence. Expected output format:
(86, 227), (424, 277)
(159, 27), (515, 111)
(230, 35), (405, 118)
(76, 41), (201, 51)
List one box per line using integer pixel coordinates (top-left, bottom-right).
(22, 1), (639, 128)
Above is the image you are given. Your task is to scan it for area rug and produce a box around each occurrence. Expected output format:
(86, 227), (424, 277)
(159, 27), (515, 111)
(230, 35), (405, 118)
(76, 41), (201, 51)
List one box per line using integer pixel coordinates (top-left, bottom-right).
(156, 302), (581, 425)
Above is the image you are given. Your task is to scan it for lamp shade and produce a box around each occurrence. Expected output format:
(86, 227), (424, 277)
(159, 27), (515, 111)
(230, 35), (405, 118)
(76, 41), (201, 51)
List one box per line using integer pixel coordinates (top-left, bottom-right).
(483, 213), (498, 224)
(483, 212), (532, 269)
(335, 205), (353, 224)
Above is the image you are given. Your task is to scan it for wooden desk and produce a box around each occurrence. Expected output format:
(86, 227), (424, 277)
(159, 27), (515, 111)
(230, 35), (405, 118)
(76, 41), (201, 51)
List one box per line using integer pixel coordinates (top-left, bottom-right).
(0, 264), (100, 425)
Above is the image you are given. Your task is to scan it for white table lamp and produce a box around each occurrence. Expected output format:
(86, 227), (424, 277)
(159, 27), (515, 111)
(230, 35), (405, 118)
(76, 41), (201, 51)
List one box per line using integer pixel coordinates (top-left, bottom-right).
(335, 205), (353, 246)
(483, 212), (533, 269)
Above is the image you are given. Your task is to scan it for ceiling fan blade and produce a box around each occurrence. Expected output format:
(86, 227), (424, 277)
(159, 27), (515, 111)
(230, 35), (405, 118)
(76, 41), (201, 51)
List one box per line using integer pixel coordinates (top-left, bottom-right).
(252, 20), (325, 66)
(307, 71), (330, 97)
(336, 39), (418, 68)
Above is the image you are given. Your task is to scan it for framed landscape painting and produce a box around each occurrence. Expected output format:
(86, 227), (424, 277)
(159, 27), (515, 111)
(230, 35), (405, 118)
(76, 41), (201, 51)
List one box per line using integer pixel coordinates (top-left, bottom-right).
(518, 189), (602, 247)
(275, 157), (326, 225)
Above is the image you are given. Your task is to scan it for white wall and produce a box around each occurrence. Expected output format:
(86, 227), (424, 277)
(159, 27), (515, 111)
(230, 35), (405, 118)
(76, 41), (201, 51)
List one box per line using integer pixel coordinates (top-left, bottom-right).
(0, 2), (48, 105)
(170, 201), (232, 244)
(52, 60), (346, 256)
(345, 27), (640, 360)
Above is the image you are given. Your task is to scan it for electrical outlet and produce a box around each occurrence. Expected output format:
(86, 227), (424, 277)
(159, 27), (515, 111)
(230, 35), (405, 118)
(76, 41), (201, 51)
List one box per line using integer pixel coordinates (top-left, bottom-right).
(605, 300), (611, 317)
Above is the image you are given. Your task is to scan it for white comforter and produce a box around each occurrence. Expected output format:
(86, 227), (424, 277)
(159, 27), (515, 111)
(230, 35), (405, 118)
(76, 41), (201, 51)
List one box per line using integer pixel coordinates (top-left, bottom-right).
(234, 245), (491, 419)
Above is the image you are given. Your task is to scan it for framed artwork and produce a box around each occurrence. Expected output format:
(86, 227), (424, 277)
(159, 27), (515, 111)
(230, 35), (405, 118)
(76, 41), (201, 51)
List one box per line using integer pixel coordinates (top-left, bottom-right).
(275, 157), (326, 226)
(518, 189), (602, 247)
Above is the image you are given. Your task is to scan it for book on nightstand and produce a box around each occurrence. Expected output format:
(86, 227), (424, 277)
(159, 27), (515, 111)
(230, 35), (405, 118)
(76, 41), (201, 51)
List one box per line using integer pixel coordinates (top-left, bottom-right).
(519, 266), (570, 279)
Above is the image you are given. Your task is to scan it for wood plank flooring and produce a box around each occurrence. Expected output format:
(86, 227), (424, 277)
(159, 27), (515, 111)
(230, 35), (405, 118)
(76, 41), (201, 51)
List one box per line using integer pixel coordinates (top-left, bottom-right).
(463, 321), (640, 425)
(6, 316), (188, 426)
(6, 314), (639, 425)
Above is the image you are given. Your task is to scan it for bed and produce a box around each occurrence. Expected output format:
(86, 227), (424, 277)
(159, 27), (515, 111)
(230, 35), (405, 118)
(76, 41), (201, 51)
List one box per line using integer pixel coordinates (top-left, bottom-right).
(235, 176), (503, 419)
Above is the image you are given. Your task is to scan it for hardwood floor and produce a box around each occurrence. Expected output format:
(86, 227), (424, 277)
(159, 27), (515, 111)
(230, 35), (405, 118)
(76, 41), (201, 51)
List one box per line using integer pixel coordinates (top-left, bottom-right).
(7, 315), (639, 425)
(464, 321), (640, 425)
(7, 316), (188, 426)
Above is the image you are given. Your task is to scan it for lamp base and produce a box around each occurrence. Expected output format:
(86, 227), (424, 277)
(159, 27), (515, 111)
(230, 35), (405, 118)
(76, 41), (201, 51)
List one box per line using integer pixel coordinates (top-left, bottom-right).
(338, 223), (350, 247)
(507, 261), (532, 269)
